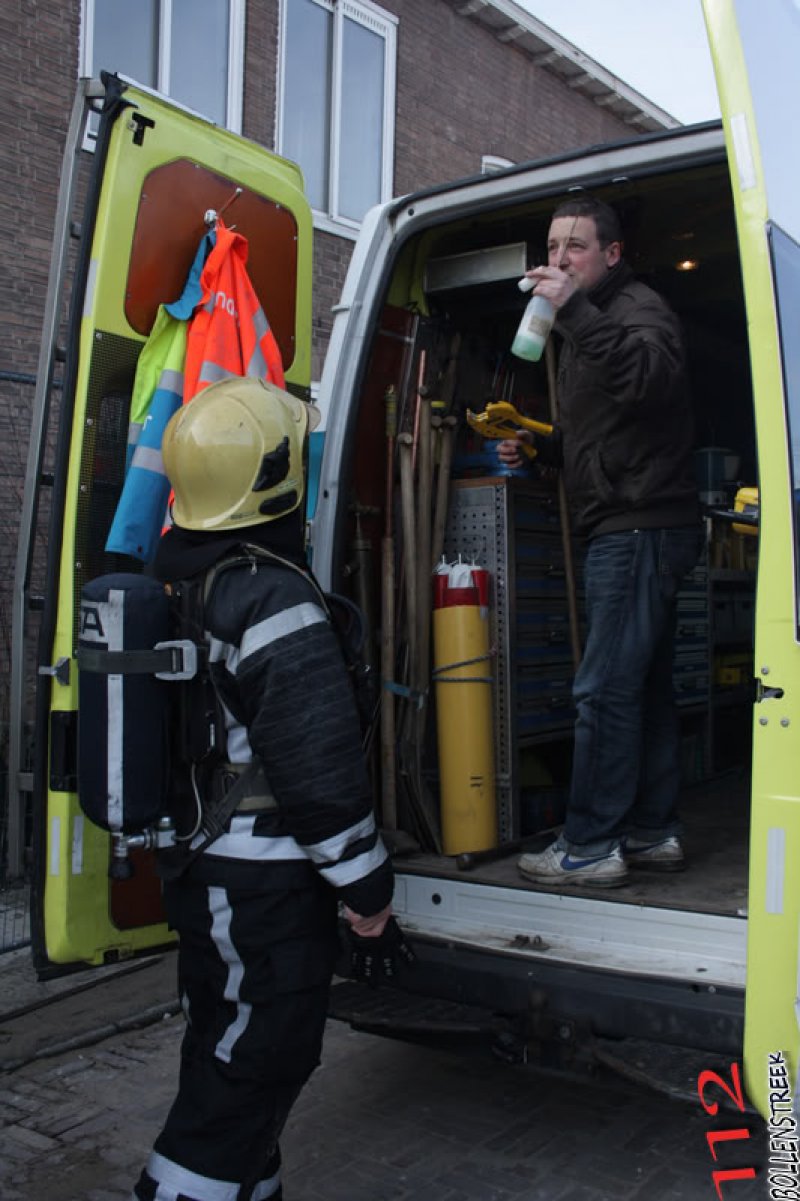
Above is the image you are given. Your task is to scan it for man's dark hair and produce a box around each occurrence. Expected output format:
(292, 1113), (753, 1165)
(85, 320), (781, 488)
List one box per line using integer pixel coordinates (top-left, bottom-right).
(551, 196), (623, 249)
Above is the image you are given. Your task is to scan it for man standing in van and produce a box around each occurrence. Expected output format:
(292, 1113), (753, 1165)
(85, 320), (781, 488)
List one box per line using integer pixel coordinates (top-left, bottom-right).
(499, 196), (701, 888)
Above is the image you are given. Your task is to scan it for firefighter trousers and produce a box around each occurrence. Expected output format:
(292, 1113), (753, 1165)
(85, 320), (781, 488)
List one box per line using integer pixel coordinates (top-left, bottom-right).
(132, 872), (339, 1200)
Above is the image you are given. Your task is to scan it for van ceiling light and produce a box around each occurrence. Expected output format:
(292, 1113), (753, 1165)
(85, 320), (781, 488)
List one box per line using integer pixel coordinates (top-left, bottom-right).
(676, 258), (699, 272)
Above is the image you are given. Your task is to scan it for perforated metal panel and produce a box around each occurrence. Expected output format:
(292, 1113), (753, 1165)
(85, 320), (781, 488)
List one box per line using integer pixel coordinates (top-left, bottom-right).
(443, 481), (515, 840)
(443, 477), (576, 842)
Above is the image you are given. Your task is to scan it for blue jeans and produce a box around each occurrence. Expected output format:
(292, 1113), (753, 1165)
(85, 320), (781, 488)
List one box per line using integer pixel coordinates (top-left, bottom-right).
(563, 526), (704, 856)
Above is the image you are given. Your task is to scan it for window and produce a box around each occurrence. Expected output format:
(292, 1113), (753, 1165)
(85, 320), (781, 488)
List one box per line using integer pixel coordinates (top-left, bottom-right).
(279, 0), (397, 233)
(81, 0), (244, 131)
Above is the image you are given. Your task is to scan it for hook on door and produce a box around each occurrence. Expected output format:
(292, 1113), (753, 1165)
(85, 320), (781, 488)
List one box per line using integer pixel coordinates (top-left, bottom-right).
(204, 186), (243, 228)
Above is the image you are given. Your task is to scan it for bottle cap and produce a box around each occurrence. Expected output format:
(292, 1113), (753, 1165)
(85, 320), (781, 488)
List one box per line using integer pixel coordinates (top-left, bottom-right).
(517, 276), (535, 293)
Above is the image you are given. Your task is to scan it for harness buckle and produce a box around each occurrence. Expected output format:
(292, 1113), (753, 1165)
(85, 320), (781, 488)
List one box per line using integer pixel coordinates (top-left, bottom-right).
(154, 639), (199, 681)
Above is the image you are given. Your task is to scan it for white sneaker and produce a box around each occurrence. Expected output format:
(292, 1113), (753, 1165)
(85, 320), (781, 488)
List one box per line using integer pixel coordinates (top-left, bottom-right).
(623, 834), (685, 871)
(517, 843), (628, 888)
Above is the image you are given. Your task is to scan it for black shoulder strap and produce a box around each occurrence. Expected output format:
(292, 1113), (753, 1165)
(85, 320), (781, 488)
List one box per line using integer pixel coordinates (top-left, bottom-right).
(203, 544), (374, 741)
(202, 543), (333, 618)
(160, 550), (314, 881)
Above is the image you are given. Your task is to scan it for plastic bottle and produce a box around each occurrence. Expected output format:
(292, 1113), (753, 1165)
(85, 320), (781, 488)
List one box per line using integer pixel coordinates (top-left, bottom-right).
(511, 275), (554, 362)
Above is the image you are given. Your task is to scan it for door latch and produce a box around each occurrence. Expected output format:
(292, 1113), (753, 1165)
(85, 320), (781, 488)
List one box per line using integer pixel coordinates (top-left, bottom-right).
(38, 657), (71, 686)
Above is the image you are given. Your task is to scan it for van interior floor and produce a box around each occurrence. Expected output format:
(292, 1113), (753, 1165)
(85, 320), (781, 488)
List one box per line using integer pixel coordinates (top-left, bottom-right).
(393, 768), (750, 918)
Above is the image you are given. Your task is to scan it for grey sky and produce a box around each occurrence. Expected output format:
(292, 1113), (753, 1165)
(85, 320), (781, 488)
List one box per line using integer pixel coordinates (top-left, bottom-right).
(517, 0), (721, 126)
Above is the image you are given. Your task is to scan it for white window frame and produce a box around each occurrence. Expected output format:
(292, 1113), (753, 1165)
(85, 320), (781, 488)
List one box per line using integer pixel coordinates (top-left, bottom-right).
(277, 0), (397, 239)
(80, 0), (245, 134)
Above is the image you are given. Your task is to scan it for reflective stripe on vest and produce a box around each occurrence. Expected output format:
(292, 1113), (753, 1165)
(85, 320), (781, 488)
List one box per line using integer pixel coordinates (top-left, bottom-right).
(105, 306), (187, 562)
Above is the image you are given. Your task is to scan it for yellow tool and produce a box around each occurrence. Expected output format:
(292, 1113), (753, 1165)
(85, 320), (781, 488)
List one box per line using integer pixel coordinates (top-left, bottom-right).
(733, 485), (759, 537)
(466, 401), (553, 459)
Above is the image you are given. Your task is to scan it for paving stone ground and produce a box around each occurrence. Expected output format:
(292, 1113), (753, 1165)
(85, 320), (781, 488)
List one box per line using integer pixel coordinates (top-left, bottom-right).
(0, 949), (775, 1201)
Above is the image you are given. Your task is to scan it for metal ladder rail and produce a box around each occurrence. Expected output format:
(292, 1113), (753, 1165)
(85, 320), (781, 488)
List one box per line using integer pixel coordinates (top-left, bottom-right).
(6, 80), (102, 880)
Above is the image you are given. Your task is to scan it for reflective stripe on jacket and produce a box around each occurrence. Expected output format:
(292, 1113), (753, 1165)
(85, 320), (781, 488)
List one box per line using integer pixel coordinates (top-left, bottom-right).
(188, 557), (393, 917)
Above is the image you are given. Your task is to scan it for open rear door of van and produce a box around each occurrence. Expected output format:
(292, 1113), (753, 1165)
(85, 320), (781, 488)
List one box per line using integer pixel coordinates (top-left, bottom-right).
(19, 75), (312, 974)
(704, 1), (800, 1116)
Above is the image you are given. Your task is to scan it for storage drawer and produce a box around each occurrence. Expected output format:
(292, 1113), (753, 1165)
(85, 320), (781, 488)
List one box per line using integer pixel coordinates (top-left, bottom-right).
(517, 668), (574, 735)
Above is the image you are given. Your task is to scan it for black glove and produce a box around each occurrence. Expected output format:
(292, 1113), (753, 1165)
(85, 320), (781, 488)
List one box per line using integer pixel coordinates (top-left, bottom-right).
(349, 916), (416, 984)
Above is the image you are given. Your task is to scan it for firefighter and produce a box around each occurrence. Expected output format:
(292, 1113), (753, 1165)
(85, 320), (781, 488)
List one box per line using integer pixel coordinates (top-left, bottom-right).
(132, 376), (411, 1201)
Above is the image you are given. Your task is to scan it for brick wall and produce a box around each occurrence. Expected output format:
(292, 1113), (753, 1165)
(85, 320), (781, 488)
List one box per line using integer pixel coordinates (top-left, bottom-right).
(0, 0), (79, 377)
(0, 0), (80, 738)
(391, 0), (634, 192)
(242, 0), (278, 149)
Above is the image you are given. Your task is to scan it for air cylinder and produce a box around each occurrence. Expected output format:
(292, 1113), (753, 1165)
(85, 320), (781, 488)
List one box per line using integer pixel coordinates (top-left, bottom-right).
(432, 561), (497, 855)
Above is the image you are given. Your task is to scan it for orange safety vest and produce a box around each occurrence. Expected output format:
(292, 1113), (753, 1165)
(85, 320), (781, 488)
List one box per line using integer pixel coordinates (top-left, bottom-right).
(183, 219), (285, 401)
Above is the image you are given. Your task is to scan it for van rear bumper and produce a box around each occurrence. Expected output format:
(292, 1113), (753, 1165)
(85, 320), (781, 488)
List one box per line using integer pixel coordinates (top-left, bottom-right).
(334, 925), (744, 1063)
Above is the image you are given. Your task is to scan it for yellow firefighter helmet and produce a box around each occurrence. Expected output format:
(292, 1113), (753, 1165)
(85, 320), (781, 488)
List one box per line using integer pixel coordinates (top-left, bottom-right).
(163, 376), (320, 531)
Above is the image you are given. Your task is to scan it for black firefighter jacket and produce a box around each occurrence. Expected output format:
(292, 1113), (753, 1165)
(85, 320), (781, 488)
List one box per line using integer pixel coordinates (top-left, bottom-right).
(154, 530), (393, 921)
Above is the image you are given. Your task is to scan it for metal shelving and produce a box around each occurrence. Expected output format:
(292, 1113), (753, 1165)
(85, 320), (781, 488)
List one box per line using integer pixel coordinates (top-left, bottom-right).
(442, 483), (757, 836)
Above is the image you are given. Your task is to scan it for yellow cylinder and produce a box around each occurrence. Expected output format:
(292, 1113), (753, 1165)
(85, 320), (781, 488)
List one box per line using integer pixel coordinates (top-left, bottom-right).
(433, 602), (497, 855)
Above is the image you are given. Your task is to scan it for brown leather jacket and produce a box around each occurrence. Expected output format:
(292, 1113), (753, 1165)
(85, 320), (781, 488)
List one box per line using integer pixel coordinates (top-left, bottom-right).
(552, 261), (699, 539)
